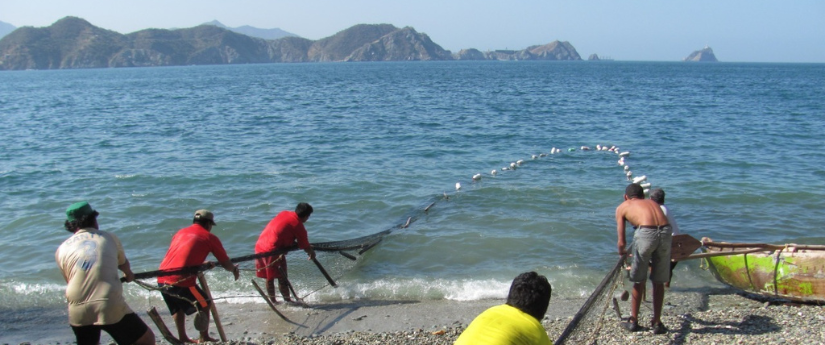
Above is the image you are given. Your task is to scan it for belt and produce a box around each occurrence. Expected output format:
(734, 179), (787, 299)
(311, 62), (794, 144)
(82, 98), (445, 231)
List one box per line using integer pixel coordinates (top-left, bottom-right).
(636, 224), (670, 230)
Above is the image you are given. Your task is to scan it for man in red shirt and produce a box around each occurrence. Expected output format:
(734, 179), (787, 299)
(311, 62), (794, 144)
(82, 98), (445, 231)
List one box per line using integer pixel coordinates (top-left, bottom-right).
(255, 202), (316, 303)
(158, 209), (239, 343)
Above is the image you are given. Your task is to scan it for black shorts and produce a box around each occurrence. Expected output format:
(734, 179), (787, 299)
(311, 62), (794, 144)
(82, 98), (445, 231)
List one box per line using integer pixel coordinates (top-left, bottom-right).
(159, 283), (210, 315)
(71, 312), (149, 345)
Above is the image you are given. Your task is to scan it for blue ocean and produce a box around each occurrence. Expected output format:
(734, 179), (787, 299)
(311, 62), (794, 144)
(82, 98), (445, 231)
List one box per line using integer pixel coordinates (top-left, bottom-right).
(1, 61), (823, 324)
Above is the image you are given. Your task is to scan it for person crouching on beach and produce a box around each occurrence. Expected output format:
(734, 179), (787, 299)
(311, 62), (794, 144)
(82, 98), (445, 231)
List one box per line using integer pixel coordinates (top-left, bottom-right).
(454, 271), (553, 345)
(616, 183), (672, 334)
(157, 209), (239, 343)
(56, 201), (155, 345)
(254, 202), (316, 303)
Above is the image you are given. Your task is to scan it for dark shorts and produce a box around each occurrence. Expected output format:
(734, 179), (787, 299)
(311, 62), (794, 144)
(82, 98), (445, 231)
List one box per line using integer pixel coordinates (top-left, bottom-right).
(159, 283), (210, 315)
(71, 312), (149, 345)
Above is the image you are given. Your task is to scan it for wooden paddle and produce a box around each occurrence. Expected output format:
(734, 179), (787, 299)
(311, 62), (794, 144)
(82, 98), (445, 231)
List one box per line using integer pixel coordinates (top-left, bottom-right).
(670, 234), (704, 261)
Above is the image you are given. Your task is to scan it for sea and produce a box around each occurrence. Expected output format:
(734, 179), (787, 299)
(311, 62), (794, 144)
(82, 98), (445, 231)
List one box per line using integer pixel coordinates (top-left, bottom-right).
(1, 61), (824, 335)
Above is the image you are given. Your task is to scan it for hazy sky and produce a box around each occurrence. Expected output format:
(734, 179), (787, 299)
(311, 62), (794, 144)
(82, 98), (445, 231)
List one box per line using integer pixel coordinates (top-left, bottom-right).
(2, 0), (823, 62)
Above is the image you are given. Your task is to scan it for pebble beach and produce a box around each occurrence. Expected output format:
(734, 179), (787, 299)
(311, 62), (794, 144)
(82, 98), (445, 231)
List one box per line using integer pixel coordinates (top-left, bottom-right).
(10, 287), (823, 345)
(217, 290), (825, 345)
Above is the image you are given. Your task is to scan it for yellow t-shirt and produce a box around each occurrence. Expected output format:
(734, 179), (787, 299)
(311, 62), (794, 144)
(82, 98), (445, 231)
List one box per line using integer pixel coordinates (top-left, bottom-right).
(455, 304), (553, 345)
(56, 228), (133, 326)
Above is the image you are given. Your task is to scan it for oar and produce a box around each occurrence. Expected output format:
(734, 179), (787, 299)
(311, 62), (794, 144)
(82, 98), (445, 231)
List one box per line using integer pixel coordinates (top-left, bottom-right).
(675, 248), (765, 261)
(312, 258), (337, 287)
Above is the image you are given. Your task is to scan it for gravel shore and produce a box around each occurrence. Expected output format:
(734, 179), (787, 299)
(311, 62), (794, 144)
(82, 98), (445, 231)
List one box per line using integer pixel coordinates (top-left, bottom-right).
(207, 290), (825, 345)
(6, 287), (825, 344)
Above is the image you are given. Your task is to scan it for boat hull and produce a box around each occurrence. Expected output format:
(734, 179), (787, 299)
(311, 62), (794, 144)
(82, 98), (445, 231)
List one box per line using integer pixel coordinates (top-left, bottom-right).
(703, 246), (825, 303)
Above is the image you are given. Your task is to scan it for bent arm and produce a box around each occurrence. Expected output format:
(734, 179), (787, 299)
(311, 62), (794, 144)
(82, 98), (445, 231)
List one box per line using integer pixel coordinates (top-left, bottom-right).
(219, 259), (240, 281)
(118, 259), (135, 283)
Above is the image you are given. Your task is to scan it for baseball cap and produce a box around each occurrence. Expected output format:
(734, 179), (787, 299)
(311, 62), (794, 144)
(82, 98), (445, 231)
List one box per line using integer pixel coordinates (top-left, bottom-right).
(66, 201), (98, 222)
(194, 209), (216, 225)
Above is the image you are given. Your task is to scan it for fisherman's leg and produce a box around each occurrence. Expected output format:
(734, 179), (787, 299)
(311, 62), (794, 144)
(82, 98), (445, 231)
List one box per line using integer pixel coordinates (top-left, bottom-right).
(134, 328), (156, 345)
(651, 282), (665, 324)
(197, 302), (218, 342)
(172, 311), (193, 343)
(630, 282), (644, 324)
(278, 277), (292, 302)
(266, 279), (278, 302)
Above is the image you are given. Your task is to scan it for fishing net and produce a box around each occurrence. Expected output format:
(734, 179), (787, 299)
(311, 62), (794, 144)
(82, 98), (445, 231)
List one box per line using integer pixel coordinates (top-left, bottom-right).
(555, 253), (629, 345)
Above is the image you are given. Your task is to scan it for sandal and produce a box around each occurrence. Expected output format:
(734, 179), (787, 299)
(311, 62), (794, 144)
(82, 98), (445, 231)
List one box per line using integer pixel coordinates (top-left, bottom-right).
(652, 322), (668, 334)
(620, 321), (641, 332)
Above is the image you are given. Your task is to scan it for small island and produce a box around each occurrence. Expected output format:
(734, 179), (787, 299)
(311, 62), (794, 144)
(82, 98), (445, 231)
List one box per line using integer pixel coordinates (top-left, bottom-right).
(684, 46), (718, 62)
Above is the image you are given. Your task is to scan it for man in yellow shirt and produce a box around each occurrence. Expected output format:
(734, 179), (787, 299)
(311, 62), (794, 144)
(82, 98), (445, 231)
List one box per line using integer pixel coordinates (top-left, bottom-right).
(455, 271), (553, 345)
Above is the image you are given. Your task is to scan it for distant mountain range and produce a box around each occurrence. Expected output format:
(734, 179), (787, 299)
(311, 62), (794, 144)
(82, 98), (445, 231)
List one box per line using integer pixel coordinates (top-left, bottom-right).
(202, 20), (298, 40)
(0, 20), (15, 39)
(0, 16), (582, 70)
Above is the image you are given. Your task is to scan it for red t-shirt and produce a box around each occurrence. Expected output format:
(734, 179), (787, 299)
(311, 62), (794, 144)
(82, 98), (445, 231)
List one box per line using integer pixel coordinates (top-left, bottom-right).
(255, 211), (310, 254)
(158, 224), (230, 287)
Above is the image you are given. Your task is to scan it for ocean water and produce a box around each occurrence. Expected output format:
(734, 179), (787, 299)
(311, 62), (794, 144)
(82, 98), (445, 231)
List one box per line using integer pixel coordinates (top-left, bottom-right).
(1, 61), (824, 316)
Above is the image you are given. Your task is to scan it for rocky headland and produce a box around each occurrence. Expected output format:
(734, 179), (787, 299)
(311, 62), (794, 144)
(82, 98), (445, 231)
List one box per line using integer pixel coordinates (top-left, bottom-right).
(0, 16), (583, 70)
(684, 46), (718, 62)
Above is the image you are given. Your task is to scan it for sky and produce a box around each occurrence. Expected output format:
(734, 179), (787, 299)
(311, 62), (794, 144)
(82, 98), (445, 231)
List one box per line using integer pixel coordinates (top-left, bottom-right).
(1, 0), (823, 63)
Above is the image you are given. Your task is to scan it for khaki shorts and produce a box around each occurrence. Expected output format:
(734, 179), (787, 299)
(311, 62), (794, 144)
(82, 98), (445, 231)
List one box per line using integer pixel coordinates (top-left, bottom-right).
(629, 226), (672, 283)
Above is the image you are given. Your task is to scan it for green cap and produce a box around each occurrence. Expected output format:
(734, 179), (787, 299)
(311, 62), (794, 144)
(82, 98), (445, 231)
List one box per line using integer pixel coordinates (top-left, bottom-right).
(66, 201), (97, 222)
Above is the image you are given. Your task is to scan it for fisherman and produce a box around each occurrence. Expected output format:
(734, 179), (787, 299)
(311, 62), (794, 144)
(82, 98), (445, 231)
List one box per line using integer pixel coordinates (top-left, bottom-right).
(454, 271), (553, 345)
(157, 209), (239, 343)
(649, 188), (681, 288)
(616, 183), (671, 334)
(254, 202), (316, 303)
(56, 201), (155, 345)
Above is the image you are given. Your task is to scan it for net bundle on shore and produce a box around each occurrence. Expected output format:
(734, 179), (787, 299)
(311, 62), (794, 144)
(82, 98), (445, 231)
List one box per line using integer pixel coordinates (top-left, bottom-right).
(555, 253), (628, 345)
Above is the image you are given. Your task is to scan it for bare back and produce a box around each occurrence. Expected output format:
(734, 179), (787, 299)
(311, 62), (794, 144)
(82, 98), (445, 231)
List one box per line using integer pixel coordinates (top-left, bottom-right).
(616, 198), (669, 227)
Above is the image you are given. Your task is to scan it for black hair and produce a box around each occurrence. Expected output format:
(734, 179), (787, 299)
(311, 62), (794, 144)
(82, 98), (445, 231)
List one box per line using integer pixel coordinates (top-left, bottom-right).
(505, 271), (552, 321)
(625, 183), (645, 199)
(192, 218), (213, 228)
(295, 202), (313, 219)
(63, 211), (99, 233)
(649, 188), (665, 205)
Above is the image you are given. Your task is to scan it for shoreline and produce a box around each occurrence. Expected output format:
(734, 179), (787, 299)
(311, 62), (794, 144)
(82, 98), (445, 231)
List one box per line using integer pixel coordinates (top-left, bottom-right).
(4, 286), (825, 344)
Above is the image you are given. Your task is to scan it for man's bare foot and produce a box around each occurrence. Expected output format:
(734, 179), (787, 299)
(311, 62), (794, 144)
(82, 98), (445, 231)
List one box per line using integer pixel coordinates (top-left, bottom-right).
(196, 336), (220, 343)
(179, 337), (196, 343)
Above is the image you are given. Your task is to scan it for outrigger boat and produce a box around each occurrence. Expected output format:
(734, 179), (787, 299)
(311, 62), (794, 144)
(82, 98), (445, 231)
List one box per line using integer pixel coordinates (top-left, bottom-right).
(688, 237), (825, 304)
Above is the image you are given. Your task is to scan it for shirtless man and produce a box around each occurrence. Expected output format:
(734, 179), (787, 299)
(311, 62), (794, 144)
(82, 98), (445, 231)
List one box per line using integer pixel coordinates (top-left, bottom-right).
(616, 183), (671, 334)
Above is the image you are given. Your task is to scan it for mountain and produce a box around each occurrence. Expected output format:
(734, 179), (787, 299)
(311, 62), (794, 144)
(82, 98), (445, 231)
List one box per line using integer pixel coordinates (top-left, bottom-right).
(0, 17), (127, 69)
(0, 16), (583, 70)
(345, 27), (453, 61)
(684, 46), (718, 62)
(203, 20), (298, 40)
(0, 20), (15, 39)
(453, 40), (582, 61)
(308, 24), (398, 62)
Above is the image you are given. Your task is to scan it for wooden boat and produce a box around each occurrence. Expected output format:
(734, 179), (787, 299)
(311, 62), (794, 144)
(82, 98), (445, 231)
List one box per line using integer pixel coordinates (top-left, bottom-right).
(698, 237), (825, 303)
